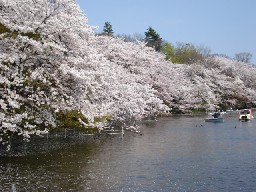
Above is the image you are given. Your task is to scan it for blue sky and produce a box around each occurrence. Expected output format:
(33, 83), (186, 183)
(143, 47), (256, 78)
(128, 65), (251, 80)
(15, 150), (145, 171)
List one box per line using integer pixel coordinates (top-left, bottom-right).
(76, 0), (256, 64)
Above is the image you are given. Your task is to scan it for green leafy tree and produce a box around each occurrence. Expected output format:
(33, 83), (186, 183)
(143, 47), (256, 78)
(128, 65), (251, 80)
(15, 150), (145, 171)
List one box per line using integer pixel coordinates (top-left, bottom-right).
(102, 21), (114, 36)
(160, 42), (174, 60)
(172, 43), (204, 64)
(145, 26), (162, 51)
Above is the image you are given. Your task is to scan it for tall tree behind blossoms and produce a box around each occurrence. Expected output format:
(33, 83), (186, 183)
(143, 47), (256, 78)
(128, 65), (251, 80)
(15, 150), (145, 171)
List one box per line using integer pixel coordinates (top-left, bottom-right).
(102, 21), (114, 36)
(0, 0), (167, 149)
(145, 26), (162, 51)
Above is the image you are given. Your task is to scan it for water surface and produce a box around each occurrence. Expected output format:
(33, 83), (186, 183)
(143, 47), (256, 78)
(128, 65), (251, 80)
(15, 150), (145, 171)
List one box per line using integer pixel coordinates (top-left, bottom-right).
(1, 112), (256, 191)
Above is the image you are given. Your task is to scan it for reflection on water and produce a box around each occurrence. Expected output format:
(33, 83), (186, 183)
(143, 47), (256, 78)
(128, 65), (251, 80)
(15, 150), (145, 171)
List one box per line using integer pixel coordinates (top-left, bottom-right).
(1, 112), (256, 191)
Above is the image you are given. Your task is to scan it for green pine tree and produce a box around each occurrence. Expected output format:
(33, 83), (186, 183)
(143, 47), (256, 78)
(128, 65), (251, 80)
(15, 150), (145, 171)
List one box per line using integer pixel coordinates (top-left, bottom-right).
(103, 21), (114, 36)
(145, 26), (162, 51)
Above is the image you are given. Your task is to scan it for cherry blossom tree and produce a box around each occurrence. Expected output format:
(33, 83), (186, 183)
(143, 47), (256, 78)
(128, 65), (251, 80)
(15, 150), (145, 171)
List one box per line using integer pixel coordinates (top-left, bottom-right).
(1, 0), (256, 151)
(0, 0), (167, 149)
(0, 0), (104, 149)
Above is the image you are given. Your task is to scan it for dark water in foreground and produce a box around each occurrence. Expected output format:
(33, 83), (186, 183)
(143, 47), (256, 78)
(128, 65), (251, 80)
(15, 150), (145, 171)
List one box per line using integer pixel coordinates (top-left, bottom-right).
(1, 112), (256, 192)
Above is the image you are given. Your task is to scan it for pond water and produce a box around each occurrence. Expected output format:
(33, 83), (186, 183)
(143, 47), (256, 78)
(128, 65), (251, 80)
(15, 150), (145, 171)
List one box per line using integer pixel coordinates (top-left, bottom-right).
(1, 112), (256, 192)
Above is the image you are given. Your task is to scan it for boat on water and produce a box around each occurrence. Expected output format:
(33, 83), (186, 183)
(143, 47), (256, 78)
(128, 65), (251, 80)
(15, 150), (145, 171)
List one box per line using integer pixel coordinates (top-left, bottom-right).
(205, 117), (224, 122)
(205, 112), (224, 122)
(239, 109), (254, 121)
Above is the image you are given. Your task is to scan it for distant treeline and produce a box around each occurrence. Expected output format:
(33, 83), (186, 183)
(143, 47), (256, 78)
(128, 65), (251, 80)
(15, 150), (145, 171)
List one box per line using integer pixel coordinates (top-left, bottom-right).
(101, 22), (253, 64)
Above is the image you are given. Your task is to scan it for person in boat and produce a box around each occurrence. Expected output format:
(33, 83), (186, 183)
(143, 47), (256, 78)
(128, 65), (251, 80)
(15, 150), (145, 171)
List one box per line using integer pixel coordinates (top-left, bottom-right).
(212, 112), (220, 118)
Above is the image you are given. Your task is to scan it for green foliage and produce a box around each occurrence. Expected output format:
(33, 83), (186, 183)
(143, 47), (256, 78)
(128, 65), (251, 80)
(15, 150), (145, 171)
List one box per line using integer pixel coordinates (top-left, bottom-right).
(94, 114), (112, 122)
(160, 42), (206, 64)
(190, 108), (206, 114)
(0, 23), (11, 34)
(55, 110), (89, 131)
(171, 43), (204, 64)
(55, 110), (113, 134)
(234, 102), (248, 110)
(145, 26), (162, 51)
(3, 31), (19, 39)
(21, 31), (41, 41)
(0, 23), (18, 38)
(218, 103), (229, 111)
(170, 107), (184, 114)
(160, 42), (174, 60)
(23, 79), (50, 94)
(102, 21), (114, 36)
(0, 23), (40, 40)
